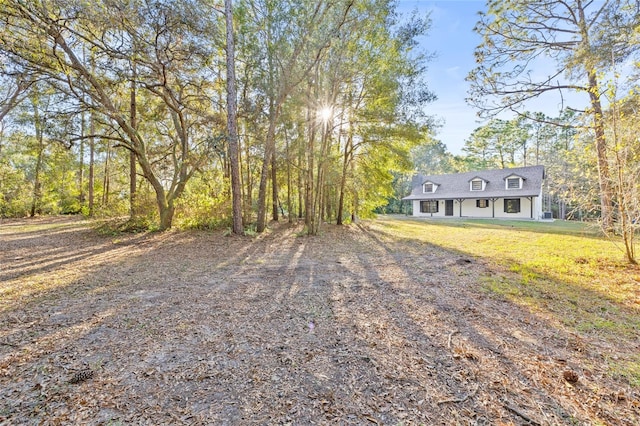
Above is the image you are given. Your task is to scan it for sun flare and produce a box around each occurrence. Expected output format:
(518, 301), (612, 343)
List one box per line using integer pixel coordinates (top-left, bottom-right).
(319, 106), (333, 122)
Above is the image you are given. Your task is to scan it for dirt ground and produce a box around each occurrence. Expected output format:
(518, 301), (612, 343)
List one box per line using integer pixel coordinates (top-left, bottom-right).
(0, 216), (638, 425)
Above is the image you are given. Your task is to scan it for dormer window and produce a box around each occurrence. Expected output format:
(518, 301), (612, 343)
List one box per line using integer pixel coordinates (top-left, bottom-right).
(422, 182), (437, 193)
(506, 176), (523, 189)
(470, 179), (485, 191)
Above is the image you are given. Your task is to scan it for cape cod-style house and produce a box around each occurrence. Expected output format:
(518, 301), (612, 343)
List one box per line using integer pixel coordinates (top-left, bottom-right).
(403, 165), (546, 220)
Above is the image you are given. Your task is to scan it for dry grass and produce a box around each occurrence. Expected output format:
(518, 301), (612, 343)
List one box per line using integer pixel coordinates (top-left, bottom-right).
(374, 216), (640, 384)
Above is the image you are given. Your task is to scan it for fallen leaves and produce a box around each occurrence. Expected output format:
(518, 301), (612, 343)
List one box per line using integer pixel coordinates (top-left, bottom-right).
(1, 217), (639, 425)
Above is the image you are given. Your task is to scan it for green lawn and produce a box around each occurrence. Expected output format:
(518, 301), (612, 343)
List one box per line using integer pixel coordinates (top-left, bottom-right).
(373, 216), (640, 385)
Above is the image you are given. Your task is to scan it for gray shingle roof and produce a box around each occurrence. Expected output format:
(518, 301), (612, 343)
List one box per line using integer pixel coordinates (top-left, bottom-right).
(403, 165), (545, 200)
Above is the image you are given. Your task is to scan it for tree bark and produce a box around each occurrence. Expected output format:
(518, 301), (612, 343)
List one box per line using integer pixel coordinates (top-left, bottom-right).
(256, 100), (280, 233)
(271, 150), (278, 221)
(102, 141), (110, 206)
(129, 65), (137, 219)
(285, 130), (293, 223)
(30, 111), (44, 217)
(297, 149), (303, 220)
(78, 110), (85, 204)
(305, 107), (316, 233)
(88, 113), (95, 217)
(243, 130), (253, 224)
(337, 130), (353, 225)
(225, 0), (244, 234)
(587, 70), (613, 232)
(310, 116), (331, 234)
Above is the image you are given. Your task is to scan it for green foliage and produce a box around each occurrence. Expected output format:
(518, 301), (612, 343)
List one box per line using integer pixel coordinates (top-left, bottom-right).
(174, 171), (232, 230)
(0, 125), (82, 217)
(411, 137), (456, 175)
(462, 117), (529, 169)
(243, 223), (258, 236)
(0, 0), (437, 231)
(0, 170), (30, 217)
(0, 133), (32, 217)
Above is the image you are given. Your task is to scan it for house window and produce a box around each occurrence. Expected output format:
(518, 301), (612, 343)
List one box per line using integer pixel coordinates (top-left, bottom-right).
(507, 177), (521, 189)
(476, 199), (489, 208)
(471, 180), (482, 191)
(420, 200), (438, 213)
(423, 183), (433, 193)
(504, 198), (521, 213)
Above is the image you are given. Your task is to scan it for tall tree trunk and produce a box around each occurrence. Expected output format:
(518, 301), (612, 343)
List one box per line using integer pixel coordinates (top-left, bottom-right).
(256, 100), (280, 233)
(79, 110), (85, 204)
(30, 117), (44, 217)
(102, 141), (110, 206)
(574, 4), (613, 231)
(587, 70), (613, 232)
(297, 151), (303, 220)
(305, 109), (316, 232)
(129, 65), (138, 219)
(285, 131), (293, 223)
(311, 120), (331, 234)
(244, 130), (253, 224)
(337, 130), (353, 225)
(271, 150), (278, 221)
(350, 152), (358, 222)
(297, 121), (304, 220)
(88, 114), (95, 217)
(225, 0), (244, 234)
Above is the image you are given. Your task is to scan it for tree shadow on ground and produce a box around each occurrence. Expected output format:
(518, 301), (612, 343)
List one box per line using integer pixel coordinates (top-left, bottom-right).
(359, 222), (639, 421)
(0, 217), (638, 424)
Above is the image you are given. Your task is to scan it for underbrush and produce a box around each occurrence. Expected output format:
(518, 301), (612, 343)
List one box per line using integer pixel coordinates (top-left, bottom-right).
(93, 216), (157, 235)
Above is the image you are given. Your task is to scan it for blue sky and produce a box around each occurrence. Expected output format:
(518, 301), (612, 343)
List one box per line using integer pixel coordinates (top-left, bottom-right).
(397, 1), (617, 155)
(398, 0), (487, 154)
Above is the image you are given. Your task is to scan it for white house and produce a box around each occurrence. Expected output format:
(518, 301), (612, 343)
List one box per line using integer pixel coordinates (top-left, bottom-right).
(403, 165), (546, 220)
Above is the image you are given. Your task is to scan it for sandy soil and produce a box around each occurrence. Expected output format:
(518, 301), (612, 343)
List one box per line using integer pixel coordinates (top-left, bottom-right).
(0, 216), (638, 425)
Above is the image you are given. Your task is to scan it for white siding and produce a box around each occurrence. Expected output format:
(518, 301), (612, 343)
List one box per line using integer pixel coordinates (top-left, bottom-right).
(412, 196), (544, 219)
(412, 200), (447, 217)
(492, 198), (531, 219)
(461, 199), (494, 218)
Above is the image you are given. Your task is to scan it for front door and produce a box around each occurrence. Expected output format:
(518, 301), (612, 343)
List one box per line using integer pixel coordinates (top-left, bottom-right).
(445, 199), (454, 216)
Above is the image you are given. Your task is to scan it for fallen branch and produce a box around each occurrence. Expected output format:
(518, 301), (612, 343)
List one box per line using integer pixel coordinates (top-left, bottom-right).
(503, 403), (541, 426)
(437, 393), (470, 405)
(437, 385), (478, 405)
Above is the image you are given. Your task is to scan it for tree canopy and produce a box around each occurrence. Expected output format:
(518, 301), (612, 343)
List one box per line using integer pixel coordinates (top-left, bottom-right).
(0, 0), (436, 233)
(467, 0), (640, 231)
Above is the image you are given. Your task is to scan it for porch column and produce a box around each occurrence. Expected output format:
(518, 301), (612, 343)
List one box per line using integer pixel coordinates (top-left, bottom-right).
(457, 198), (465, 217)
(490, 198), (498, 218)
(527, 196), (534, 219)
